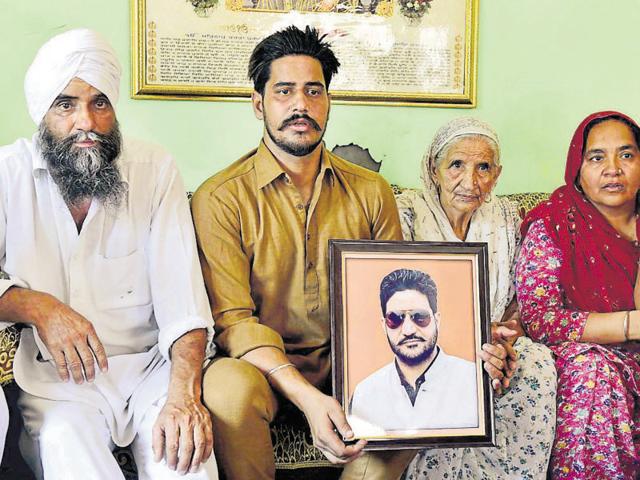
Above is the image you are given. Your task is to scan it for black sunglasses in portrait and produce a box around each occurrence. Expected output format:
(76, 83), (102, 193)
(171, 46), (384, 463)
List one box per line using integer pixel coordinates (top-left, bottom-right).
(384, 309), (434, 329)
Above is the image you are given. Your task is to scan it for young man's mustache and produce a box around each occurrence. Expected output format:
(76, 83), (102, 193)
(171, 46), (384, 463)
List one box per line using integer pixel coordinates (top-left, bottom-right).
(278, 114), (322, 131)
(399, 334), (426, 345)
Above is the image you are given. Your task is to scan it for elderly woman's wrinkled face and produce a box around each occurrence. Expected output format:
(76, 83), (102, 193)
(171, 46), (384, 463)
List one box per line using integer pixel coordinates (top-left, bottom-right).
(431, 136), (502, 216)
(579, 119), (640, 216)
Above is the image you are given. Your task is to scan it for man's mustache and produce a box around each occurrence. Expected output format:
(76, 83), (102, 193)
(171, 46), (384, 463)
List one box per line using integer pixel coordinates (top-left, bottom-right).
(71, 130), (104, 143)
(399, 335), (426, 345)
(278, 114), (322, 132)
(61, 130), (106, 151)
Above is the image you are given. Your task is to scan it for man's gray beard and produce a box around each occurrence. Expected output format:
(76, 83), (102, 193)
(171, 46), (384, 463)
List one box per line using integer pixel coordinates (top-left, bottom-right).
(37, 122), (127, 208)
(389, 327), (438, 367)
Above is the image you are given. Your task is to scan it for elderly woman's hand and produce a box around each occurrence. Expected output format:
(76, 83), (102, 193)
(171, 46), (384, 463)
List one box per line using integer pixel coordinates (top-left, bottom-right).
(479, 341), (516, 395)
(498, 303), (526, 344)
(479, 319), (520, 395)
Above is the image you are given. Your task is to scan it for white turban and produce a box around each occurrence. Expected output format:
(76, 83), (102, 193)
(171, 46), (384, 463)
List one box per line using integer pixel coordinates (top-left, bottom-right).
(24, 28), (121, 125)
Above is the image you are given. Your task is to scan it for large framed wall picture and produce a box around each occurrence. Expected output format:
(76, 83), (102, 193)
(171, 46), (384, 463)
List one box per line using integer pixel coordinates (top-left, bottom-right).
(131, 0), (478, 107)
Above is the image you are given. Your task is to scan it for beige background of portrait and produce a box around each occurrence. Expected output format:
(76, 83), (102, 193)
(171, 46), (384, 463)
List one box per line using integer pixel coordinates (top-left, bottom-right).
(343, 254), (478, 399)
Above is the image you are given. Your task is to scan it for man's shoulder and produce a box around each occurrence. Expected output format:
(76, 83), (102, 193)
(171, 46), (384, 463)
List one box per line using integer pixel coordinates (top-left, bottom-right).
(353, 362), (395, 394)
(0, 137), (35, 165)
(439, 351), (477, 377)
(328, 151), (389, 186)
(193, 148), (258, 201)
(119, 137), (173, 166)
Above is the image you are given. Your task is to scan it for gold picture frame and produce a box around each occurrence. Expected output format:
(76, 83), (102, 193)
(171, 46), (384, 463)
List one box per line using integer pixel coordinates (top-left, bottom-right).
(131, 0), (478, 107)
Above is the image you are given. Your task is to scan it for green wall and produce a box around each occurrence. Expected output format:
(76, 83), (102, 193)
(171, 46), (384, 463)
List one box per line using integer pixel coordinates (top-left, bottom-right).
(1, 1), (639, 194)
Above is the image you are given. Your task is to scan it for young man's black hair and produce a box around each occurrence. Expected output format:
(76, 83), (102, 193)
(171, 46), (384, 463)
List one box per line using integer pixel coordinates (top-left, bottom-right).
(248, 25), (340, 96)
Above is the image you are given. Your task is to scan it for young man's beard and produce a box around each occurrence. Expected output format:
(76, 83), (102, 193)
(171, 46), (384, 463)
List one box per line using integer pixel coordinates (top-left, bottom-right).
(389, 327), (438, 367)
(264, 112), (325, 157)
(38, 122), (127, 208)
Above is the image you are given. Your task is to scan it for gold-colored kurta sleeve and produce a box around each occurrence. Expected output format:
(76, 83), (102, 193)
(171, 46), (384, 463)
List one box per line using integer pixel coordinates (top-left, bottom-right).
(191, 179), (286, 358)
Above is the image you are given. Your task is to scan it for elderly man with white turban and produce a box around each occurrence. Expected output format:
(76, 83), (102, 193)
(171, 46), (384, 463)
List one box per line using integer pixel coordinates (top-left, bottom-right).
(0, 29), (218, 479)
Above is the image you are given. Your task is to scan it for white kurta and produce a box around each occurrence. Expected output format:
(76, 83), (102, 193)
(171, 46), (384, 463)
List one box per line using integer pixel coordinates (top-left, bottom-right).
(349, 349), (478, 435)
(0, 135), (214, 446)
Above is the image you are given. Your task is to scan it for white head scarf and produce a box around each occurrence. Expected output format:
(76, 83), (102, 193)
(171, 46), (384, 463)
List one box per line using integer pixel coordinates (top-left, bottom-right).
(427, 117), (501, 174)
(24, 28), (121, 125)
(396, 117), (520, 323)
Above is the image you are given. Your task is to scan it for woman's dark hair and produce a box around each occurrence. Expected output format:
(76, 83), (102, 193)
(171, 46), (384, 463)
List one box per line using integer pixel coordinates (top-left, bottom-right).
(582, 115), (640, 156)
(248, 25), (340, 96)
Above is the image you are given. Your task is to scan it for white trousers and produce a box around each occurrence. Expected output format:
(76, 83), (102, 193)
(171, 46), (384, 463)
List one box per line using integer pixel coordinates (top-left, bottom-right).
(19, 393), (218, 480)
(0, 386), (7, 464)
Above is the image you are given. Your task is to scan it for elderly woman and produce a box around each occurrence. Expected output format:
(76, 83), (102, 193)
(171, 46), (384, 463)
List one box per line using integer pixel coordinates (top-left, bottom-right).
(517, 111), (640, 479)
(397, 117), (557, 479)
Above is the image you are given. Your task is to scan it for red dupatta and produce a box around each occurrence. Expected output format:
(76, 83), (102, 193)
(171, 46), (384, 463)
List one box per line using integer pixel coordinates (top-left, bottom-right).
(521, 111), (640, 313)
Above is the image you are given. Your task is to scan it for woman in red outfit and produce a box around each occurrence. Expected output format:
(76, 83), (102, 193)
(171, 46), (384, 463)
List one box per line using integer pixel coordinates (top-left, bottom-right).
(517, 111), (640, 479)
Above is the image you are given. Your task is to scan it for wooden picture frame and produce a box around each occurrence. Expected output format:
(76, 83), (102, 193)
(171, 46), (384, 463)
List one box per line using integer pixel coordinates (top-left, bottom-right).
(329, 240), (494, 449)
(131, 0), (478, 107)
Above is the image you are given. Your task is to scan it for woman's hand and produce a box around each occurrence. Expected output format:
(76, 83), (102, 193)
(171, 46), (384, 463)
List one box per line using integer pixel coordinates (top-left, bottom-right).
(479, 317), (521, 395)
(480, 341), (517, 395)
(499, 301), (526, 345)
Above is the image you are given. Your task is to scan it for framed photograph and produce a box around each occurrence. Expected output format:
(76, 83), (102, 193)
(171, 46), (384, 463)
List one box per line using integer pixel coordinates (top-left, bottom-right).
(131, 0), (478, 106)
(329, 240), (494, 449)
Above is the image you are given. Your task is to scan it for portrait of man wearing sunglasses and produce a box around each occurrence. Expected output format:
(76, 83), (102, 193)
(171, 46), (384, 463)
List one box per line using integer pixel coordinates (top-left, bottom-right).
(348, 268), (478, 433)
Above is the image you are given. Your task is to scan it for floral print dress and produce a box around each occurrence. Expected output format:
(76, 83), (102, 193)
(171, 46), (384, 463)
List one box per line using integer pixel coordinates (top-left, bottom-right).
(403, 336), (556, 480)
(516, 219), (640, 480)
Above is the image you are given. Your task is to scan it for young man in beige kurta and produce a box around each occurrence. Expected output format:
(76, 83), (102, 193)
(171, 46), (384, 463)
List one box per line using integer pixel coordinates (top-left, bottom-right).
(192, 25), (416, 480)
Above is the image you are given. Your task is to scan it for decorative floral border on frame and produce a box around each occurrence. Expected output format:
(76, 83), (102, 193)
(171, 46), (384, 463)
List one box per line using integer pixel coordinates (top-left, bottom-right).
(398, 0), (432, 24)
